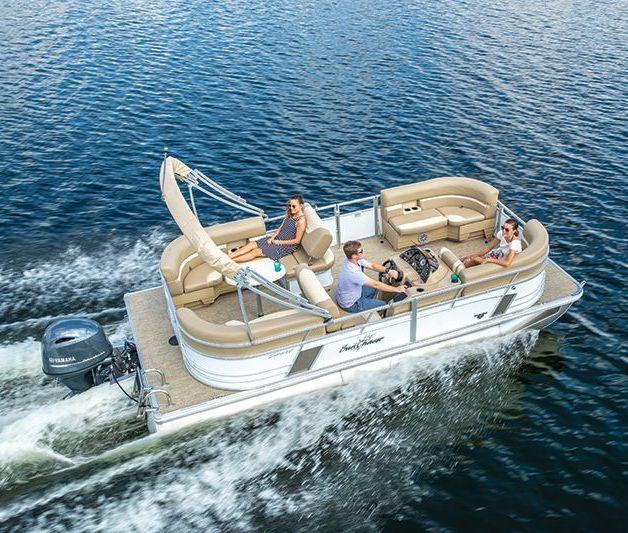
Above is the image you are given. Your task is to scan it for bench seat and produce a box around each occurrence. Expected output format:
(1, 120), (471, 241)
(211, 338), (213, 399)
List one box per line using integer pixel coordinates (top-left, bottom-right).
(389, 209), (447, 235)
(381, 177), (499, 249)
(437, 206), (485, 226)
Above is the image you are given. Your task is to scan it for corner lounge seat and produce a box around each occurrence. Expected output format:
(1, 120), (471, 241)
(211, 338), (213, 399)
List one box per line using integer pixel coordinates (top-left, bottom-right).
(176, 306), (325, 361)
(381, 177), (499, 249)
(442, 219), (549, 296)
(389, 219), (549, 316)
(160, 203), (335, 307)
(160, 216), (267, 307)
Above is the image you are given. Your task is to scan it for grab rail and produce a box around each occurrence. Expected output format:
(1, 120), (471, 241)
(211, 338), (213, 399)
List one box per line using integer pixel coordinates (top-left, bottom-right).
(144, 368), (167, 386)
(143, 388), (174, 408)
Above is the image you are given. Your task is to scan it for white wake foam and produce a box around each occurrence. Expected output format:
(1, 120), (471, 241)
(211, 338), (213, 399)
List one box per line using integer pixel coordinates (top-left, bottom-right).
(0, 228), (170, 332)
(0, 378), (136, 491)
(0, 331), (538, 531)
(0, 338), (42, 378)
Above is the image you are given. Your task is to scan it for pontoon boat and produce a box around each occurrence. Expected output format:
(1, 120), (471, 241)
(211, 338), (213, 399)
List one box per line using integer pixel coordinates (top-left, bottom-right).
(41, 154), (584, 434)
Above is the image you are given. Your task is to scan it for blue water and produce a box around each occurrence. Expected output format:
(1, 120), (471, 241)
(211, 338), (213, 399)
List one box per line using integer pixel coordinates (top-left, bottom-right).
(0, 0), (626, 530)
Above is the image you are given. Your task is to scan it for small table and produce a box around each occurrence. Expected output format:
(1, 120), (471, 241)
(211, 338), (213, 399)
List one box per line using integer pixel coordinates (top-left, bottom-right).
(225, 258), (287, 317)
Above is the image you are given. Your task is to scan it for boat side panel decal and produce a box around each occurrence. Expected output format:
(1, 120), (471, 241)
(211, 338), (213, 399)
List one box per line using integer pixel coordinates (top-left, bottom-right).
(288, 345), (322, 375)
(492, 293), (516, 317)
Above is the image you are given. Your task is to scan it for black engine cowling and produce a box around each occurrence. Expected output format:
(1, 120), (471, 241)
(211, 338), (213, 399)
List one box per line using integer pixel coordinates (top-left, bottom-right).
(42, 318), (113, 393)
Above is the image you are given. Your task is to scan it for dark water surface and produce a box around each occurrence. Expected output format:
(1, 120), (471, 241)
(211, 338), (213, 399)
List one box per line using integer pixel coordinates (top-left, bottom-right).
(0, 0), (626, 530)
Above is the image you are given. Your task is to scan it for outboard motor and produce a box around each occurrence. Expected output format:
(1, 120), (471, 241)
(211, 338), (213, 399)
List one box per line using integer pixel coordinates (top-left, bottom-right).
(42, 317), (134, 395)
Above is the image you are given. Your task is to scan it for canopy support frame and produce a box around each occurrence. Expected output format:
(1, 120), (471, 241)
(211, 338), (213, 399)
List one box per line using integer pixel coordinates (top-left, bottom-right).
(232, 268), (331, 320)
(179, 169), (268, 221)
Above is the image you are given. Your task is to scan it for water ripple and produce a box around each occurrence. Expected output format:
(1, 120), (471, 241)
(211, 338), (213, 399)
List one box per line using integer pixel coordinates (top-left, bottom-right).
(0, 0), (626, 530)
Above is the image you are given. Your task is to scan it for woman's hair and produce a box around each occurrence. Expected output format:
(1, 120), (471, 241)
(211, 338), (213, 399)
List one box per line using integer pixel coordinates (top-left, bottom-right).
(503, 218), (519, 237)
(286, 194), (305, 217)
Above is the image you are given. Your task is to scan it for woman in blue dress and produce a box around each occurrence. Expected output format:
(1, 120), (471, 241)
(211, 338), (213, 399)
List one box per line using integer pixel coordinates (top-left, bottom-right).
(228, 195), (307, 263)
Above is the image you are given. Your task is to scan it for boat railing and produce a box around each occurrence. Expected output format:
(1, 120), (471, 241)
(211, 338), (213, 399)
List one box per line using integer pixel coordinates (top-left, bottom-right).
(175, 248), (553, 349)
(267, 195), (526, 246)
(267, 193), (382, 243)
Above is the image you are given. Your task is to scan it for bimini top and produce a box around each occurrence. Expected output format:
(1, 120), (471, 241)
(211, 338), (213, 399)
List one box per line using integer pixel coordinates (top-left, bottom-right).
(159, 156), (242, 279)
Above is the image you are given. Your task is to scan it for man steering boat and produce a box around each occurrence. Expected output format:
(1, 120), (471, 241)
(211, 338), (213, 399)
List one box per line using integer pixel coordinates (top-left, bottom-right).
(335, 240), (407, 313)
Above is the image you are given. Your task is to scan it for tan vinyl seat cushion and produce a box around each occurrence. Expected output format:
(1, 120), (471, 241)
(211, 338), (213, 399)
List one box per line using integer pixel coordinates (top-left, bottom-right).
(437, 206), (484, 227)
(439, 247), (465, 275)
(183, 263), (224, 292)
(301, 227), (333, 260)
(389, 209), (447, 235)
(282, 248), (335, 277)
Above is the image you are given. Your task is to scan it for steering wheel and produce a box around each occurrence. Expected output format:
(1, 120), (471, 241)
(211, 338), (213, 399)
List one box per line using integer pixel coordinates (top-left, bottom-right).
(379, 258), (405, 287)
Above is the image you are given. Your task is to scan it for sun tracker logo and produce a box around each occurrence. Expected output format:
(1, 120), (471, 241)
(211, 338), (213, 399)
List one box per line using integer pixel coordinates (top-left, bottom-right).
(339, 333), (384, 353)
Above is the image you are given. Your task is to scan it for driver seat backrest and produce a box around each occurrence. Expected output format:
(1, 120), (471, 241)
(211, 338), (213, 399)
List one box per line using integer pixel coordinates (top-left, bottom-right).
(295, 265), (341, 333)
(295, 265), (375, 331)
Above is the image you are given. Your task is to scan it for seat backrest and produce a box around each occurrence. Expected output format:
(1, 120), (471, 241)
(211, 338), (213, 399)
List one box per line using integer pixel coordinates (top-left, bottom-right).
(302, 227), (333, 260)
(295, 265), (341, 332)
(160, 216), (266, 284)
(303, 202), (323, 230)
(519, 219), (549, 264)
(381, 177), (498, 221)
(439, 247), (465, 274)
(207, 216), (266, 246)
(301, 203), (333, 260)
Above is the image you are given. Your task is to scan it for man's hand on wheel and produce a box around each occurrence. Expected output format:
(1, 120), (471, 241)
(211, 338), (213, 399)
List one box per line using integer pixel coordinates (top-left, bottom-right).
(388, 269), (399, 280)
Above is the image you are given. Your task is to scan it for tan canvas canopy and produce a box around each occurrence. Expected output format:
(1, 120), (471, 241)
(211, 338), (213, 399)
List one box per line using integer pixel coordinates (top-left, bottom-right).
(159, 156), (241, 278)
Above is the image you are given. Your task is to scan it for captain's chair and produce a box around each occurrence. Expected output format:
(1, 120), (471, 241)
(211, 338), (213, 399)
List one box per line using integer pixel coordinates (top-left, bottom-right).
(295, 265), (379, 332)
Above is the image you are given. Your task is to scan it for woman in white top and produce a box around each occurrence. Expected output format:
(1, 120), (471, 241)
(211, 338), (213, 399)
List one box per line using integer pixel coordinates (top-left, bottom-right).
(461, 218), (522, 268)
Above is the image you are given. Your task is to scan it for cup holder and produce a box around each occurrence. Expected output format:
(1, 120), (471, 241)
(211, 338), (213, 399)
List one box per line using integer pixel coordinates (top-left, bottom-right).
(230, 248), (238, 252)
(411, 206), (419, 210)
(415, 288), (424, 293)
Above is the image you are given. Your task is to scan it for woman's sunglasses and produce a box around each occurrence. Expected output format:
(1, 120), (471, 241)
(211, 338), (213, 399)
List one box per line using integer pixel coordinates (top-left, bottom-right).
(501, 225), (512, 232)
(288, 203), (299, 209)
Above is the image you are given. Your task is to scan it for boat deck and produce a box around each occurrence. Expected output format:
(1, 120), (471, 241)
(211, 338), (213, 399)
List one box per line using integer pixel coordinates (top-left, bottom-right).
(125, 235), (579, 415)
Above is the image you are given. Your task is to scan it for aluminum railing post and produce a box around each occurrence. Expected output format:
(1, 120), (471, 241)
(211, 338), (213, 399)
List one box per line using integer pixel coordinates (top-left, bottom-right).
(494, 203), (503, 234)
(410, 299), (417, 343)
(373, 196), (380, 236)
(334, 204), (341, 246)
(237, 286), (254, 341)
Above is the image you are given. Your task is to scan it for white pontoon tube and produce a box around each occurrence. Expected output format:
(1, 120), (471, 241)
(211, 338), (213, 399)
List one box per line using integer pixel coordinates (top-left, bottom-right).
(159, 155), (330, 319)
